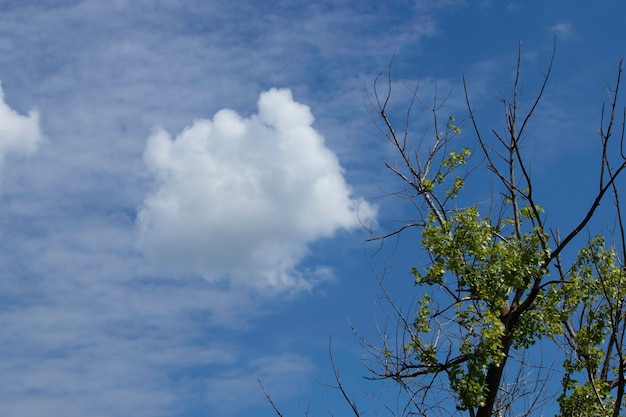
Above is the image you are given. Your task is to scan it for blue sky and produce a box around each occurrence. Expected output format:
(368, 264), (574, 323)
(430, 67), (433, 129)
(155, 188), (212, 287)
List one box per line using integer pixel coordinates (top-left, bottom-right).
(0, 1), (624, 416)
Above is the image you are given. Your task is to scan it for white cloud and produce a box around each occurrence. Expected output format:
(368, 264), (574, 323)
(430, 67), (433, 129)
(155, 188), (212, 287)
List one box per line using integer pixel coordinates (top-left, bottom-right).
(0, 83), (43, 165)
(137, 88), (375, 291)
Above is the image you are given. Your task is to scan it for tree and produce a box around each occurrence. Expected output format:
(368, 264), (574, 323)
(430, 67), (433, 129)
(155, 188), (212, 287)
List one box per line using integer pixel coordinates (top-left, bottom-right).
(265, 44), (626, 417)
(363, 44), (626, 417)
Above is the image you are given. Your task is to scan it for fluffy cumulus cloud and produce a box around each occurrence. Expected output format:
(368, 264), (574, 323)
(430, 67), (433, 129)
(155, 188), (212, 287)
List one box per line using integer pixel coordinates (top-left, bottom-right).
(137, 88), (375, 291)
(0, 83), (43, 165)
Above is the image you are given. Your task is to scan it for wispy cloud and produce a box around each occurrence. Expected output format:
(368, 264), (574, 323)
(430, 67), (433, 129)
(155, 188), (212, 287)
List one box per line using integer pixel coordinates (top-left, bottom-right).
(206, 353), (315, 413)
(551, 22), (574, 37)
(506, 2), (521, 13)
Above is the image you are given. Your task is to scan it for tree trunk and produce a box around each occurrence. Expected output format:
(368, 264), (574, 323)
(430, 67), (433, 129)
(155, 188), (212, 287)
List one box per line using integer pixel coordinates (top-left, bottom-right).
(475, 328), (515, 417)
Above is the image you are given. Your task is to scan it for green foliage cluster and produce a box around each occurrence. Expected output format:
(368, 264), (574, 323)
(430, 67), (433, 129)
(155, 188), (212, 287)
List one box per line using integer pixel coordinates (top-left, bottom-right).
(405, 157), (626, 413)
(549, 237), (626, 417)
(397, 139), (626, 416)
(410, 196), (549, 407)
